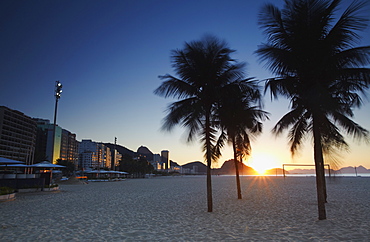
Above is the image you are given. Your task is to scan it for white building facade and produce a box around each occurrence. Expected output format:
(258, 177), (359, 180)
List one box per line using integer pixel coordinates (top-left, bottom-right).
(78, 139), (111, 170)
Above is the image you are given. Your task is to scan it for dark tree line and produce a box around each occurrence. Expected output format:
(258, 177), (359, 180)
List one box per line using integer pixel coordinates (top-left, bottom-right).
(56, 159), (75, 176)
(118, 154), (154, 177)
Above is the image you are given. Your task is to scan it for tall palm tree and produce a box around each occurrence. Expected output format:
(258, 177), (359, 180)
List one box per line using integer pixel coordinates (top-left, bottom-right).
(217, 80), (269, 199)
(154, 35), (246, 212)
(256, 0), (370, 220)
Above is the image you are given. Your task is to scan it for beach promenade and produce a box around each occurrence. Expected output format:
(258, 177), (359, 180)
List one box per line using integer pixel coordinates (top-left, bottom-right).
(1, 176), (369, 241)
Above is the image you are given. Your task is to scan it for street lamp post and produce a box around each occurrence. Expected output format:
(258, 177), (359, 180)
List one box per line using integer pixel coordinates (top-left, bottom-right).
(112, 137), (117, 170)
(51, 81), (62, 164)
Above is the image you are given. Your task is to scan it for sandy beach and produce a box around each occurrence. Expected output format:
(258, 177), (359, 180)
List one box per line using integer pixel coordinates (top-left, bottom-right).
(1, 176), (369, 241)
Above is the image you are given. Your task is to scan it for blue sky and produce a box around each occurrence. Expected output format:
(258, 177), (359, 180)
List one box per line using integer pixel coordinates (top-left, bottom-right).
(1, 0), (369, 170)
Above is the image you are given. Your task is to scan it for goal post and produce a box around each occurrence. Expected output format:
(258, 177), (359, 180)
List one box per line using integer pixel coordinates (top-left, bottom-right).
(282, 164), (331, 177)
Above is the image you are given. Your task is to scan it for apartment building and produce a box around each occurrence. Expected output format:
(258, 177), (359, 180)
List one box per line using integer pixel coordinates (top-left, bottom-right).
(60, 129), (78, 166)
(78, 139), (112, 169)
(33, 118), (61, 163)
(161, 150), (170, 170)
(34, 118), (77, 165)
(0, 106), (37, 164)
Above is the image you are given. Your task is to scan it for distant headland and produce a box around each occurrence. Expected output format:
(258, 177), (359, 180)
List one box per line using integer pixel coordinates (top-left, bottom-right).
(179, 160), (370, 176)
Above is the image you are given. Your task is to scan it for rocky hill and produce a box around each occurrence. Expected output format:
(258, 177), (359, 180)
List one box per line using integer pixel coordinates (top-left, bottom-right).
(182, 161), (207, 174)
(104, 143), (135, 157)
(338, 165), (369, 173)
(288, 165), (369, 174)
(212, 159), (257, 175)
(265, 168), (288, 175)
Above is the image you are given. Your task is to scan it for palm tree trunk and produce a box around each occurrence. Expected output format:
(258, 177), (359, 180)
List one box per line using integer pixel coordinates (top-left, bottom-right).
(205, 112), (213, 212)
(232, 139), (242, 199)
(313, 118), (326, 220)
(322, 161), (328, 203)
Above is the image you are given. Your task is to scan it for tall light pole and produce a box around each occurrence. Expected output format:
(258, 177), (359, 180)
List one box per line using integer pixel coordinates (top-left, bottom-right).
(51, 81), (62, 164)
(112, 137), (117, 170)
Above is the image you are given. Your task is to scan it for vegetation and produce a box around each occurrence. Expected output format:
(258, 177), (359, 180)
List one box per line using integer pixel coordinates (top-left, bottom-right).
(155, 35), (252, 212)
(256, 0), (370, 220)
(119, 154), (154, 177)
(45, 184), (59, 188)
(217, 79), (269, 199)
(57, 159), (76, 176)
(0, 187), (14, 195)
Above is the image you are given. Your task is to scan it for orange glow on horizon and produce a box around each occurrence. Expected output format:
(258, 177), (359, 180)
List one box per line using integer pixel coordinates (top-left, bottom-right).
(245, 152), (281, 175)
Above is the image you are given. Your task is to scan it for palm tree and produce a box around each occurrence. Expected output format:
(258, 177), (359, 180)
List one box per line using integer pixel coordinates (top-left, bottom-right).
(217, 80), (269, 199)
(256, 0), (370, 220)
(154, 35), (246, 212)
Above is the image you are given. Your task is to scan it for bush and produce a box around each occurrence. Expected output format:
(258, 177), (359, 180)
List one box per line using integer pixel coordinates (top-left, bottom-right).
(0, 187), (15, 195)
(45, 184), (59, 188)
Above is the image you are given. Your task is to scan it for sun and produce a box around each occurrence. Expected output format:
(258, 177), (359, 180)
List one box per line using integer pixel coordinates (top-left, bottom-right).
(246, 153), (280, 175)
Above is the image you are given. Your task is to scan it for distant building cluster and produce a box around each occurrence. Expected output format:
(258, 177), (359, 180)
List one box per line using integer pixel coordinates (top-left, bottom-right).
(78, 139), (115, 170)
(0, 106), (179, 173)
(137, 146), (182, 172)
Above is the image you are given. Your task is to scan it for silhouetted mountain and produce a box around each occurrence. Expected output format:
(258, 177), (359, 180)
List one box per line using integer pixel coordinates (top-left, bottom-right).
(288, 168), (316, 174)
(288, 165), (369, 174)
(137, 145), (153, 161)
(338, 165), (370, 173)
(104, 143), (135, 157)
(265, 168), (288, 175)
(213, 160), (257, 175)
(182, 161), (207, 174)
(170, 160), (180, 167)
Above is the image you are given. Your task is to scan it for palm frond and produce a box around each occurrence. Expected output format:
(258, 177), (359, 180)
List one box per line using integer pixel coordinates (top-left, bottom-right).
(236, 131), (252, 158)
(288, 113), (309, 155)
(255, 45), (296, 76)
(258, 3), (288, 47)
(335, 46), (370, 69)
(161, 98), (202, 134)
(331, 111), (369, 142)
(319, 116), (349, 152)
(265, 77), (298, 100)
(154, 75), (195, 99)
(272, 107), (306, 135)
(327, 0), (369, 50)
(213, 130), (227, 161)
(200, 125), (220, 163)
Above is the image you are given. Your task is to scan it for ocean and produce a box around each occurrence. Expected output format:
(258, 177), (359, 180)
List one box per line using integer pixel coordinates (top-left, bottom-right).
(263, 173), (370, 177)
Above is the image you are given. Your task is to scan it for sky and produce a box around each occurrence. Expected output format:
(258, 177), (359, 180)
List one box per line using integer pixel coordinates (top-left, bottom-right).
(1, 0), (369, 171)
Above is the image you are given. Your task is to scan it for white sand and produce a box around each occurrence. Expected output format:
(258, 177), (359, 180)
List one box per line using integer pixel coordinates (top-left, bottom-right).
(1, 176), (369, 241)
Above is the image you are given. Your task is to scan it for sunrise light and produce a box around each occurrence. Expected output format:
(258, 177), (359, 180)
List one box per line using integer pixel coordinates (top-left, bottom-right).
(246, 153), (281, 175)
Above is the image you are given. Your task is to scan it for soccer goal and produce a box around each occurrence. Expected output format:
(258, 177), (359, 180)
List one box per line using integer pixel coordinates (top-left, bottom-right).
(282, 164), (331, 177)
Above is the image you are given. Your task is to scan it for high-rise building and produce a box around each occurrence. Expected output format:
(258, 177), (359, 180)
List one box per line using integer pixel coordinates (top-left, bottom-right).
(78, 139), (98, 169)
(60, 129), (78, 167)
(0, 106), (37, 164)
(34, 118), (77, 164)
(113, 150), (121, 169)
(78, 140), (111, 169)
(79, 151), (96, 170)
(34, 119), (49, 162)
(97, 143), (112, 168)
(161, 150), (169, 170)
(33, 118), (61, 163)
(152, 154), (161, 170)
